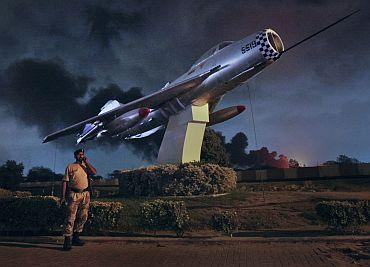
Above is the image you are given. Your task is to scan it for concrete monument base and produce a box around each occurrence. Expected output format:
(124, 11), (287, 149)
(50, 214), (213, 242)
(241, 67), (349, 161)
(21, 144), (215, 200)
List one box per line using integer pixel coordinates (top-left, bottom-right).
(157, 104), (209, 164)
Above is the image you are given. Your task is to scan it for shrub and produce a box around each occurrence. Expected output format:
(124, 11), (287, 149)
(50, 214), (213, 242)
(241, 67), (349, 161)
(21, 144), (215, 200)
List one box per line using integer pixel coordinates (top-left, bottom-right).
(0, 189), (32, 198)
(316, 200), (369, 232)
(119, 164), (178, 197)
(118, 163), (237, 197)
(212, 210), (238, 235)
(12, 191), (32, 197)
(139, 199), (189, 237)
(165, 163), (209, 196)
(0, 196), (123, 235)
(0, 196), (64, 234)
(0, 188), (13, 198)
(85, 201), (124, 234)
(200, 164), (237, 194)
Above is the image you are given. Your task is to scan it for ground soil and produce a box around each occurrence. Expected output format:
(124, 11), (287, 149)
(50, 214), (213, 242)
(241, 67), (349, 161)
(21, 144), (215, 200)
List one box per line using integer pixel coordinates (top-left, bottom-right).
(183, 178), (370, 233)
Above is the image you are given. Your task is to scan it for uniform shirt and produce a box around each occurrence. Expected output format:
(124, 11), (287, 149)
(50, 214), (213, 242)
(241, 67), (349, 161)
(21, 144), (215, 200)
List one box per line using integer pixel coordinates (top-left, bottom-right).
(63, 162), (89, 190)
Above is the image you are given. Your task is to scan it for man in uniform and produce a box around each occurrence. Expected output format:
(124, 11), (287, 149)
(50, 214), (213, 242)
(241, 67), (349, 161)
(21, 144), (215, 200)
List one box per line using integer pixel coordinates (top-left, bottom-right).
(60, 148), (97, 251)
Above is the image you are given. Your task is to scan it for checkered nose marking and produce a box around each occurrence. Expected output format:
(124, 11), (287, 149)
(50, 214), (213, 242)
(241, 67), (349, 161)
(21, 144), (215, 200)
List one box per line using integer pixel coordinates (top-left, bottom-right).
(256, 29), (284, 61)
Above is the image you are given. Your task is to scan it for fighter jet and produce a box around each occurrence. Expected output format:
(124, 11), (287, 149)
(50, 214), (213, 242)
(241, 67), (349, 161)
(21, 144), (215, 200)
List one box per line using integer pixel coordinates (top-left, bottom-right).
(43, 10), (359, 151)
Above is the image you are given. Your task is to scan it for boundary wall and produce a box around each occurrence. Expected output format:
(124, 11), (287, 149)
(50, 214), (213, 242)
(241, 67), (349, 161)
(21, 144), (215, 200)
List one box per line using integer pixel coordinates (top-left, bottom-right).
(237, 163), (370, 182)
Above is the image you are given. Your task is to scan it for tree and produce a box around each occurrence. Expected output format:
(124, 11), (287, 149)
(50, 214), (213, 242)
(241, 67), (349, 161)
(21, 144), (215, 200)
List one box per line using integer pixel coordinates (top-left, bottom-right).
(201, 128), (230, 166)
(278, 155), (289, 168)
(323, 160), (337, 166)
(245, 147), (290, 169)
(336, 154), (360, 165)
(289, 159), (300, 168)
(27, 166), (56, 182)
(108, 170), (121, 179)
(225, 132), (248, 167)
(323, 155), (361, 165)
(91, 175), (104, 180)
(0, 160), (24, 190)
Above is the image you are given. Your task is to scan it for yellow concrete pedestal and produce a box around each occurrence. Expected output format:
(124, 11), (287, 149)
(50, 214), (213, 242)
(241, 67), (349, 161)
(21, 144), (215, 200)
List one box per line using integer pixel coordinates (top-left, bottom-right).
(157, 104), (209, 164)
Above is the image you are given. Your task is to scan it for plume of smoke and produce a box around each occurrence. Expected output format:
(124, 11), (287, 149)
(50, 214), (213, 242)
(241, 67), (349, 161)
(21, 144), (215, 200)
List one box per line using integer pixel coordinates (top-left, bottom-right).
(87, 5), (142, 48)
(0, 58), (163, 160)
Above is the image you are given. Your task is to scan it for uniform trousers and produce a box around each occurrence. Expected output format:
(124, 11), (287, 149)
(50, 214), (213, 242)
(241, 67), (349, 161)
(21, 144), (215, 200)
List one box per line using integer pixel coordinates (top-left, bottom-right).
(63, 190), (90, 237)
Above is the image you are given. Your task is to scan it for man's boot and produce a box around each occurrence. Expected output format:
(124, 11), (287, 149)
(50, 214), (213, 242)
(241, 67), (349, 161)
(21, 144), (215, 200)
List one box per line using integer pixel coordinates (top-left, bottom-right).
(72, 232), (85, 246)
(63, 236), (72, 251)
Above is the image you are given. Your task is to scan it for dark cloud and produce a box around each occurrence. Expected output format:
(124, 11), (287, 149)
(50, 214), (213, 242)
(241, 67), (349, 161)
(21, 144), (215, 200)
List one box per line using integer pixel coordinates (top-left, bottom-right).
(87, 5), (142, 48)
(0, 0), (369, 169)
(0, 59), (89, 131)
(0, 58), (162, 160)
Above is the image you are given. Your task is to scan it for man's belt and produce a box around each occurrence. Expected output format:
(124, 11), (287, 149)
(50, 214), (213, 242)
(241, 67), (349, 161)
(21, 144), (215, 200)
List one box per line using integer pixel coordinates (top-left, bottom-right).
(70, 187), (89, 193)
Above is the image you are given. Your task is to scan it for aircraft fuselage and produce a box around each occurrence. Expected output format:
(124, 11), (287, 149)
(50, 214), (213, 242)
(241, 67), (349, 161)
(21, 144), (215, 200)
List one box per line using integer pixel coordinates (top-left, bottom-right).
(41, 10), (360, 146)
(86, 29), (285, 142)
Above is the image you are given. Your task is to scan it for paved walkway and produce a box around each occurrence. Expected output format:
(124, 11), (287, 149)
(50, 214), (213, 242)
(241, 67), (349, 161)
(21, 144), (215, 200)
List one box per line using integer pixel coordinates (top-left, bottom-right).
(0, 236), (369, 266)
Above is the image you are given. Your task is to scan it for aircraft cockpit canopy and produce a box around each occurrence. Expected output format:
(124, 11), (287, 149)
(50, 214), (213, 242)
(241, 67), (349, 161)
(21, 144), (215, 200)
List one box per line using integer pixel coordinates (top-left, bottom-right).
(192, 41), (233, 67)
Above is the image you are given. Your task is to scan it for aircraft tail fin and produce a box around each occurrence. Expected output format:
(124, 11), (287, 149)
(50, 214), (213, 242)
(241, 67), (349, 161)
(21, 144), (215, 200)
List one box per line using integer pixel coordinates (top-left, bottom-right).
(98, 100), (122, 115)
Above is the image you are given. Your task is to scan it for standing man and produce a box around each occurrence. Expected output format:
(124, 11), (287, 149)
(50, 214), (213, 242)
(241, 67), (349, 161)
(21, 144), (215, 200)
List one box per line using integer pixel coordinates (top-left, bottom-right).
(60, 148), (97, 251)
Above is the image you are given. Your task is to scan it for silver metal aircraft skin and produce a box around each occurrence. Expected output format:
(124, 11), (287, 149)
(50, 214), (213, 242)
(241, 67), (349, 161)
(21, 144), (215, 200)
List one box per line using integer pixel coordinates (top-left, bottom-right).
(42, 10), (359, 144)
(43, 28), (283, 144)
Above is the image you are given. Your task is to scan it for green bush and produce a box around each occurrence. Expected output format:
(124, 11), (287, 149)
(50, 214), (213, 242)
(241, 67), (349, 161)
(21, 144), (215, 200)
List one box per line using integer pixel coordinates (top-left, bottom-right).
(12, 191), (32, 197)
(0, 189), (31, 198)
(85, 201), (124, 234)
(0, 188), (13, 198)
(212, 210), (238, 235)
(316, 200), (369, 232)
(118, 163), (237, 197)
(119, 164), (177, 197)
(0, 196), (64, 234)
(200, 164), (237, 194)
(0, 196), (123, 235)
(139, 199), (189, 237)
(165, 163), (209, 196)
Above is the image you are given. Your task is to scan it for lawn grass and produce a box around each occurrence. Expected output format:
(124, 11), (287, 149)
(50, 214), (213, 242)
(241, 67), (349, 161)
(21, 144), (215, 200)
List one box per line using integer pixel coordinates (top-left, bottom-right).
(98, 190), (247, 208)
(95, 178), (370, 233)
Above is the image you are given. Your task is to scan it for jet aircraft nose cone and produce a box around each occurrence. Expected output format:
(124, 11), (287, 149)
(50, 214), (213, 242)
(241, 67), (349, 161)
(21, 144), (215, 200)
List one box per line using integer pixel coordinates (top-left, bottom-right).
(237, 105), (246, 113)
(139, 108), (151, 117)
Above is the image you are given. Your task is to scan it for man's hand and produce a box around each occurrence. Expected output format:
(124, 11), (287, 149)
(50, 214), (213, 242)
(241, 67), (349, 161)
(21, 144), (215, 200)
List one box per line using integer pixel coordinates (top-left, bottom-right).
(83, 156), (89, 163)
(83, 156), (97, 175)
(60, 197), (67, 206)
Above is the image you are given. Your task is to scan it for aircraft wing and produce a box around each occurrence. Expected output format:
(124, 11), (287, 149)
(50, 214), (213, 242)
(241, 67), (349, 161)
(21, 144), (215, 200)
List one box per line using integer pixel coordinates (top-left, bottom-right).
(43, 65), (223, 143)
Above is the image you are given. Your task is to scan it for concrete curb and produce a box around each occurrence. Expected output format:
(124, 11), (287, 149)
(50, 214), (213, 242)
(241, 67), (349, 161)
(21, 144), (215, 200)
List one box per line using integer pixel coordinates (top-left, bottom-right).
(1, 235), (369, 245)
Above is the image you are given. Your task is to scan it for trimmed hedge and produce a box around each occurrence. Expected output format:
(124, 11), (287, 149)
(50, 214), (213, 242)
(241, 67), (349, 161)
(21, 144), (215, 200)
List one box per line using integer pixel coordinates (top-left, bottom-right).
(139, 199), (189, 237)
(0, 196), (123, 235)
(212, 210), (238, 235)
(0, 188), (32, 198)
(117, 163), (237, 197)
(0, 188), (12, 198)
(85, 201), (124, 234)
(0, 196), (190, 237)
(316, 200), (369, 232)
(0, 196), (63, 234)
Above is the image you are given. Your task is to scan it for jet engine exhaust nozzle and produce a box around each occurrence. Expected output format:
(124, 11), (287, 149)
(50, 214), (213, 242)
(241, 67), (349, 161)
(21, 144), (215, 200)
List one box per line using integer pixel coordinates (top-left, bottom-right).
(256, 29), (284, 61)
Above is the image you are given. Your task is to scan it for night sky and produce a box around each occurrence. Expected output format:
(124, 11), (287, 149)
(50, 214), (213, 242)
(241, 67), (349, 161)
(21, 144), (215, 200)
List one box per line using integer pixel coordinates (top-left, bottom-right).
(0, 0), (369, 176)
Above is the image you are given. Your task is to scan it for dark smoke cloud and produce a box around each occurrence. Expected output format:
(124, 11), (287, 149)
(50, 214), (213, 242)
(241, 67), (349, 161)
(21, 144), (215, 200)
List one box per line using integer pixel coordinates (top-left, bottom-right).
(0, 0), (369, 169)
(0, 59), (89, 131)
(87, 5), (142, 48)
(0, 58), (162, 159)
(83, 85), (141, 116)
